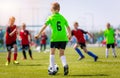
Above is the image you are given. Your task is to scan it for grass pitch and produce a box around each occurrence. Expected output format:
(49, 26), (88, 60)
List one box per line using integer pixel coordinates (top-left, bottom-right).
(0, 47), (120, 78)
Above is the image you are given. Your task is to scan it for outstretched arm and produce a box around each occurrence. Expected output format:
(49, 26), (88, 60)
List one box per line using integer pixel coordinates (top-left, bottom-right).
(35, 24), (47, 38)
(87, 32), (93, 38)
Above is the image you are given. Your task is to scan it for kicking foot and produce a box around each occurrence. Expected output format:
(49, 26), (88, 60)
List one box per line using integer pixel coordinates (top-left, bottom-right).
(94, 56), (98, 62)
(78, 56), (85, 60)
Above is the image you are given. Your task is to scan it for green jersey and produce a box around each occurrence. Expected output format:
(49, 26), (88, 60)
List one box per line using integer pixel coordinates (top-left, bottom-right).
(104, 28), (115, 44)
(45, 13), (69, 42)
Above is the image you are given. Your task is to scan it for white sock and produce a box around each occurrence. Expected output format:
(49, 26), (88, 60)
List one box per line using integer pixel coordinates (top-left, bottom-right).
(49, 55), (55, 71)
(60, 55), (67, 67)
(112, 48), (116, 57)
(106, 48), (109, 58)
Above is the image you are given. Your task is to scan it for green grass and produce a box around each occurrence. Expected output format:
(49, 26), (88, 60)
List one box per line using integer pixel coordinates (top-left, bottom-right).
(0, 47), (120, 78)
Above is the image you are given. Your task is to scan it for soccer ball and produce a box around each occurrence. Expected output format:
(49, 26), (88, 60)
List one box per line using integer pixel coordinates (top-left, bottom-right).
(48, 64), (59, 73)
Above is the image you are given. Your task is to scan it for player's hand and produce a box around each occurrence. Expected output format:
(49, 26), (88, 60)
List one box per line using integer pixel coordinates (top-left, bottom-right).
(35, 35), (39, 39)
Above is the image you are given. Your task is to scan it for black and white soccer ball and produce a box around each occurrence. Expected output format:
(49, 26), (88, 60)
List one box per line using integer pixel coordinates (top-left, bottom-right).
(48, 64), (59, 73)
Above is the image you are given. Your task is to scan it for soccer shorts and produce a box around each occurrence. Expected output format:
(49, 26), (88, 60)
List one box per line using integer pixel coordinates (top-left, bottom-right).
(78, 42), (86, 49)
(22, 44), (30, 50)
(50, 41), (67, 49)
(6, 41), (17, 51)
(106, 43), (115, 49)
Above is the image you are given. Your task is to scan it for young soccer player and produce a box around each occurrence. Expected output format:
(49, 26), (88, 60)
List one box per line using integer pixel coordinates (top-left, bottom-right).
(35, 2), (71, 75)
(104, 23), (117, 58)
(5, 16), (19, 66)
(20, 23), (33, 60)
(72, 22), (98, 61)
(40, 32), (47, 52)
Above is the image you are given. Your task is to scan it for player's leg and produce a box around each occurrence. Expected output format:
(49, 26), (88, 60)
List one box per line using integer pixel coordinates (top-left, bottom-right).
(28, 45), (33, 59)
(40, 44), (42, 51)
(49, 48), (56, 75)
(59, 42), (69, 75)
(13, 43), (19, 64)
(73, 43), (84, 60)
(44, 44), (46, 51)
(22, 45), (27, 59)
(59, 49), (69, 75)
(106, 44), (110, 58)
(111, 44), (117, 57)
(82, 46), (98, 62)
(22, 50), (26, 59)
(5, 45), (12, 66)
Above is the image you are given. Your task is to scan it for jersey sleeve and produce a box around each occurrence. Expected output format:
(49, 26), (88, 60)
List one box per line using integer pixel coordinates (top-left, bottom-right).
(45, 16), (51, 26)
(64, 18), (69, 27)
(79, 29), (88, 34)
(26, 30), (30, 35)
(62, 16), (69, 27)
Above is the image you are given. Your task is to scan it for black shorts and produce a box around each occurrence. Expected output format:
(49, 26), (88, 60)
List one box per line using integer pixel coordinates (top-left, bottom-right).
(78, 42), (86, 49)
(50, 41), (67, 49)
(106, 43), (115, 49)
(22, 45), (30, 50)
(6, 41), (17, 51)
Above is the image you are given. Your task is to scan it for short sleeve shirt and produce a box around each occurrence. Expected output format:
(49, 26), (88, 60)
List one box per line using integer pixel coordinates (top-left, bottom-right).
(104, 28), (115, 44)
(72, 29), (87, 43)
(45, 13), (69, 42)
(5, 25), (17, 44)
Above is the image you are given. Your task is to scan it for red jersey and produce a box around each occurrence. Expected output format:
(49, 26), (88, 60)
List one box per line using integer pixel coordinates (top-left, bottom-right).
(72, 29), (87, 43)
(20, 30), (30, 45)
(40, 35), (47, 44)
(5, 25), (17, 44)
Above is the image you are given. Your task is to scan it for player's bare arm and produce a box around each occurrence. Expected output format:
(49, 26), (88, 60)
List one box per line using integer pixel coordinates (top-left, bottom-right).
(87, 32), (93, 38)
(9, 28), (17, 37)
(35, 24), (47, 39)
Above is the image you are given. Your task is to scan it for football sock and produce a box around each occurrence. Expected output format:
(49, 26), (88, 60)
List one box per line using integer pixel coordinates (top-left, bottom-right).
(112, 48), (116, 56)
(28, 49), (32, 58)
(14, 52), (17, 61)
(87, 51), (97, 58)
(106, 48), (109, 57)
(50, 55), (55, 71)
(22, 50), (26, 59)
(75, 48), (84, 57)
(60, 55), (67, 67)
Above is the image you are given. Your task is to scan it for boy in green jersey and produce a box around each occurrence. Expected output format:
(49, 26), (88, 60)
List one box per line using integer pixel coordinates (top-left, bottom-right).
(35, 2), (71, 75)
(104, 23), (117, 58)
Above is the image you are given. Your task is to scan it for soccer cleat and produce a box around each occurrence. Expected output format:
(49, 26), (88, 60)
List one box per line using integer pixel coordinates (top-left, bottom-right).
(13, 60), (19, 64)
(5, 61), (10, 66)
(94, 56), (98, 62)
(64, 64), (69, 75)
(78, 56), (85, 60)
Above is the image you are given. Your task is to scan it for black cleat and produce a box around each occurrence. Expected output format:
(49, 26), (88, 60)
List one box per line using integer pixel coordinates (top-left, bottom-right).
(78, 56), (85, 60)
(64, 65), (69, 75)
(94, 56), (98, 62)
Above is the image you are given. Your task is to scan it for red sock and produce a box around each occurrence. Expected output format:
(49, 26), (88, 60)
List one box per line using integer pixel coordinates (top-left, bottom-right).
(14, 53), (17, 61)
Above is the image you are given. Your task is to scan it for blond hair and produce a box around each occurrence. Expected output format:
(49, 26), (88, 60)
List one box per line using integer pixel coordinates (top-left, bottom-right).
(51, 2), (60, 13)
